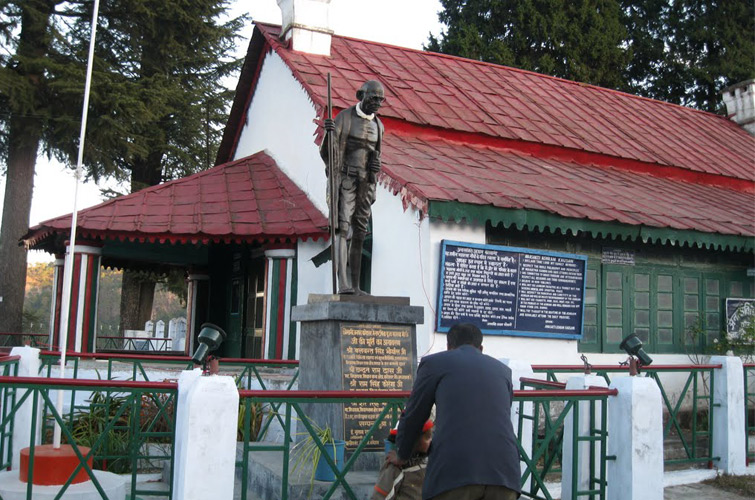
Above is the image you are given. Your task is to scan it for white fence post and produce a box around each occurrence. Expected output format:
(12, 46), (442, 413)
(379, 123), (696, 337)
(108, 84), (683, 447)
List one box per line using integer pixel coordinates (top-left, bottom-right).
(710, 355), (746, 474)
(562, 374), (608, 500)
(606, 376), (663, 500)
(9, 346), (42, 471)
(499, 358), (534, 492)
(172, 370), (239, 500)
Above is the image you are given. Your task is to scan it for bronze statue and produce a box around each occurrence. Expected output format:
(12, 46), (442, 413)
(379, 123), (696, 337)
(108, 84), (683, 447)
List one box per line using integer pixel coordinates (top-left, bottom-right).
(321, 80), (385, 294)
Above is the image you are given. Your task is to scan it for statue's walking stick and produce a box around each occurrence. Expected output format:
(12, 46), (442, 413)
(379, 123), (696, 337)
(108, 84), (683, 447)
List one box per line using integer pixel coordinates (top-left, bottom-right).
(327, 73), (338, 294)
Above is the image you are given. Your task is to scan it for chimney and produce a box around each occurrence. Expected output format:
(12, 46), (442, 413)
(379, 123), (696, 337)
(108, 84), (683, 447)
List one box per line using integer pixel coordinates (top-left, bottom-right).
(277, 0), (333, 56)
(721, 79), (755, 135)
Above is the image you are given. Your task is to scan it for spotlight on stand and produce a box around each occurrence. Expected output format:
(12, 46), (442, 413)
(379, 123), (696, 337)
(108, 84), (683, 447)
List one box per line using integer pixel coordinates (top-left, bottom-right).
(192, 323), (227, 372)
(619, 333), (653, 375)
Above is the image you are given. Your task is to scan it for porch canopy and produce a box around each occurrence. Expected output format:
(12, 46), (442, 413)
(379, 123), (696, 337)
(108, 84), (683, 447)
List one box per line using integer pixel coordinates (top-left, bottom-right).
(22, 150), (328, 267)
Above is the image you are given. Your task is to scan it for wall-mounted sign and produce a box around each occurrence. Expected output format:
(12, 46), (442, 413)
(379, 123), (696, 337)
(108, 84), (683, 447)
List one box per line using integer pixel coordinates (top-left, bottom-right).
(437, 240), (587, 339)
(725, 298), (755, 339)
(601, 247), (635, 265)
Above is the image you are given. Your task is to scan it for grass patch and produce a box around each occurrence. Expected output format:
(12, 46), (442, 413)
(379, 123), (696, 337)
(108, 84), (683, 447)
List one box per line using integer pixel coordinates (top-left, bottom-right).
(702, 474), (755, 497)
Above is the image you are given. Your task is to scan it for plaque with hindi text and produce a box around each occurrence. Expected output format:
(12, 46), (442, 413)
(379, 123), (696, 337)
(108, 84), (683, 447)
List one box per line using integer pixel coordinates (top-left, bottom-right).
(437, 240), (587, 339)
(340, 323), (414, 450)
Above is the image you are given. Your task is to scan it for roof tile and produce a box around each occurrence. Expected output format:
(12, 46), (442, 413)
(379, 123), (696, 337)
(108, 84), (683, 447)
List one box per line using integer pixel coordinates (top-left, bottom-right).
(25, 152), (328, 244)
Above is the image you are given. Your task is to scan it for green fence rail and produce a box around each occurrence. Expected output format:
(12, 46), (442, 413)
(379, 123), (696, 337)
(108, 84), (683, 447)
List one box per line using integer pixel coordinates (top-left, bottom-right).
(38, 351), (299, 388)
(532, 364), (720, 468)
(236, 387), (614, 500)
(238, 389), (407, 500)
(746, 363), (755, 465)
(0, 355), (20, 470)
(0, 376), (178, 500)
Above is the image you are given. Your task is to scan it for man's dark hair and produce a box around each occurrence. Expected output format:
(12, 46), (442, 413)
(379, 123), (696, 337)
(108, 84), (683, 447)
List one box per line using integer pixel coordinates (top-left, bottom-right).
(447, 323), (483, 349)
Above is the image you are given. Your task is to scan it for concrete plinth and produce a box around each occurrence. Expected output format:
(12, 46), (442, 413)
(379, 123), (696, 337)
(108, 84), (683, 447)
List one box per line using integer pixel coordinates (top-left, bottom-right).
(606, 376), (663, 500)
(291, 295), (423, 470)
(0, 469), (125, 500)
(710, 355), (746, 475)
(172, 370), (239, 500)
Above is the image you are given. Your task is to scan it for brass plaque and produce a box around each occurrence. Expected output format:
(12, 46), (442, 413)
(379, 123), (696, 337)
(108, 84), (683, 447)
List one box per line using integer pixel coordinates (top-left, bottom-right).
(340, 323), (414, 450)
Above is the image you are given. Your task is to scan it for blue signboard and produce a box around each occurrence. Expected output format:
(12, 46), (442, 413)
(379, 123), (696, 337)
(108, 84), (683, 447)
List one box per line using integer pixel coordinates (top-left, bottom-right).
(437, 240), (587, 339)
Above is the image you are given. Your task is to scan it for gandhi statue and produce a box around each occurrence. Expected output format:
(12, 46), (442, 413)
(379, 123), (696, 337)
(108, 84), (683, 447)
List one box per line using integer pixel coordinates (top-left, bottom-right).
(321, 80), (385, 294)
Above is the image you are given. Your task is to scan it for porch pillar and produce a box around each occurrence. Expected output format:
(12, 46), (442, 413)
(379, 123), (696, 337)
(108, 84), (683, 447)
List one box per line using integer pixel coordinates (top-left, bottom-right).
(264, 249), (296, 360)
(55, 243), (102, 353)
(48, 255), (65, 349)
(186, 273), (209, 356)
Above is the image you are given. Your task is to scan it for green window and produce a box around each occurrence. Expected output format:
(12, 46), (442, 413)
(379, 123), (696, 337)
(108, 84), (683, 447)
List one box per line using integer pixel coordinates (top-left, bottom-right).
(580, 265), (752, 354)
(581, 267), (600, 347)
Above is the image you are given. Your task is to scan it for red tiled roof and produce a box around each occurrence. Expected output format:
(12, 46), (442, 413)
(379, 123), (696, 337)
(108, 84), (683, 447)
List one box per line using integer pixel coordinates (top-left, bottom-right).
(215, 24), (754, 242)
(248, 24), (754, 182)
(23, 151), (328, 248)
(381, 135), (754, 237)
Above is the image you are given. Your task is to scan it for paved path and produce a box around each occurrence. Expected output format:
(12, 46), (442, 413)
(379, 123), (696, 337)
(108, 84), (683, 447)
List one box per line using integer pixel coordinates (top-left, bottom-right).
(664, 482), (751, 499)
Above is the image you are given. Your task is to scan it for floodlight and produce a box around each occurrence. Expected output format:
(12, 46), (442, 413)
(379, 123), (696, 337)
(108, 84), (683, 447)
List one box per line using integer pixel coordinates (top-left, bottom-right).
(619, 333), (653, 368)
(192, 323), (227, 367)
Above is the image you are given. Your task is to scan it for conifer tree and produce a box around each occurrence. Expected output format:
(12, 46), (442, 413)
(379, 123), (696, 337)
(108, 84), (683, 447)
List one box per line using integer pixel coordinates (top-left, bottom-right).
(427, 0), (755, 111)
(427, 0), (631, 91)
(0, 0), (245, 339)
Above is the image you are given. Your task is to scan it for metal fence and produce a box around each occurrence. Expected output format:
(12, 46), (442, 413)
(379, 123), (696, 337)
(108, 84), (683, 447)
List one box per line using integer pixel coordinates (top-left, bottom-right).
(38, 351), (299, 388)
(532, 364), (720, 468)
(0, 355), (20, 470)
(235, 386), (614, 500)
(0, 376), (177, 500)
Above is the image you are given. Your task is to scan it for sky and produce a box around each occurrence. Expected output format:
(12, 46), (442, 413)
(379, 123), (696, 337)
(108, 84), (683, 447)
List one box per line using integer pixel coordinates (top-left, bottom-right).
(0, 0), (444, 265)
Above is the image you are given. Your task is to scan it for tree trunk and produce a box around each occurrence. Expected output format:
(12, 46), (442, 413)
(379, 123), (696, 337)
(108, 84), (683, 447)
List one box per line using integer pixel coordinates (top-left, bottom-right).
(0, 0), (54, 343)
(118, 154), (164, 333)
(119, 271), (156, 332)
(0, 132), (40, 340)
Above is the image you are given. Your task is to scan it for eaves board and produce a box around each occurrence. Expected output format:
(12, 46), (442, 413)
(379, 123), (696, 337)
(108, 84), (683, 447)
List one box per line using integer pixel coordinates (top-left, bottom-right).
(429, 201), (755, 253)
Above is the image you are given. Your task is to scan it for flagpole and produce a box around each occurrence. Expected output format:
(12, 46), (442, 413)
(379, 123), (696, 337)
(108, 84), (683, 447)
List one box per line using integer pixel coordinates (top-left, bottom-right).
(53, 0), (101, 449)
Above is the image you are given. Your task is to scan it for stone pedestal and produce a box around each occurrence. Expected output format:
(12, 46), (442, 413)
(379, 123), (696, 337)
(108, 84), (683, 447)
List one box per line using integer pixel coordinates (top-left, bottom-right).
(291, 295), (423, 470)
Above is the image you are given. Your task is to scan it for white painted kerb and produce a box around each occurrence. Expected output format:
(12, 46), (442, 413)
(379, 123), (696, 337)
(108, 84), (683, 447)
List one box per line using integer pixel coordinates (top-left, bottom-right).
(172, 370), (239, 500)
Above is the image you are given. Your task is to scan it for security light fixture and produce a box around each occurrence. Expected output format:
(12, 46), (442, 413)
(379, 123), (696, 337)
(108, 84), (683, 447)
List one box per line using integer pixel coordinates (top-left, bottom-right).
(192, 323), (227, 370)
(619, 333), (653, 375)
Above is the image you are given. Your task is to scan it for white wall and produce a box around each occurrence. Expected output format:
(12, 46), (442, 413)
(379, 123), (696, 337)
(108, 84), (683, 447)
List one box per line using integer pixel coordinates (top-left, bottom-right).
(370, 184), (432, 353)
(423, 219), (486, 356)
(234, 51), (328, 214)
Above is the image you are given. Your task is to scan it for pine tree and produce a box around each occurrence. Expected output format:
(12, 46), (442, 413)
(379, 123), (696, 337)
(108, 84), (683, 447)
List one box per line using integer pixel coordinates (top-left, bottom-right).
(0, 0), (245, 339)
(427, 0), (755, 111)
(427, 0), (631, 91)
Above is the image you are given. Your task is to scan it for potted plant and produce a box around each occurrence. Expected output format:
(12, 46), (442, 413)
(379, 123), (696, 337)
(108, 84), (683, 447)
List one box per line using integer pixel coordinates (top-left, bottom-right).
(291, 418), (346, 485)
